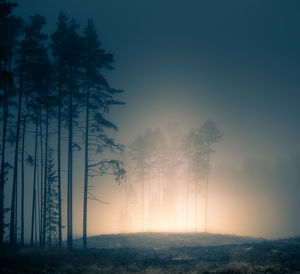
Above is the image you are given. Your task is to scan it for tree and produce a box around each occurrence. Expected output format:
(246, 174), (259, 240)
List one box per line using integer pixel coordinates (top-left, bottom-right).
(196, 120), (222, 231)
(181, 129), (196, 230)
(13, 14), (50, 246)
(20, 96), (29, 245)
(19, 15), (51, 245)
(45, 151), (59, 247)
(64, 18), (84, 249)
(0, 0), (22, 245)
(129, 132), (150, 231)
(10, 13), (50, 245)
(129, 128), (167, 231)
(1, 1), (128, 246)
(50, 12), (69, 247)
(182, 121), (222, 232)
(30, 109), (38, 246)
(40, 59), (54, 247)
(82, 19), (125, 248)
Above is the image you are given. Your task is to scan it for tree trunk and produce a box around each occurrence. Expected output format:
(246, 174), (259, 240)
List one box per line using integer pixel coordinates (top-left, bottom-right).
(83, 80), (90, 249)
(47, 158), (51, 247)
(0, 88), (8, 244)
(57, 79), (62, 248)
(31, 114), (38, 246)
(21, 114), (27, 245)
(39, 112), (44, 245)
(0, 87), (9, 244)
(42, 101), (49, 247)
(194, 181), (198, 232)
(185, 159), (190, 231)
(204, 153), (210, 232)
(142, 174), (145, 232)
(9, 80), (23, 244)
(67, 84), (73, 249)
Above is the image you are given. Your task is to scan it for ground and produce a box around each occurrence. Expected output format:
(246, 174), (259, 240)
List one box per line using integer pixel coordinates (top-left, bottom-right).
(1, 233), (300, 273)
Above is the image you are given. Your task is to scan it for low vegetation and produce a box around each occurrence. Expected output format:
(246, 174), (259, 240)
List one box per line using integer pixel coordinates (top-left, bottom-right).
(1, 233), (299, 273)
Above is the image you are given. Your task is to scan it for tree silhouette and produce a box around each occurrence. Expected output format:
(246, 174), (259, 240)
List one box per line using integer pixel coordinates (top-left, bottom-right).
(182, 121), (222, 231)
(0, 0), (22, 245)
(64, 18), (84, 249)
(10, 14), (49, 245)
(45, 151), (59, 247)
(50, 11), (69, 248)
(82, 19), (125, 248)
(197, 120), (222, 231)
(1, 2), (126, 247)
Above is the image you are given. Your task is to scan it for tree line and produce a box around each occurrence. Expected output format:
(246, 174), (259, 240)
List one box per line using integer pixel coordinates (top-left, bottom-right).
(1, 0), (222, 247)
(0, 0), (125, 249)
(122, 122), (221, 232)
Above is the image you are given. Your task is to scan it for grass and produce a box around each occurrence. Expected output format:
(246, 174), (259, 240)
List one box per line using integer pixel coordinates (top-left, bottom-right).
(1, 234), (299, 273)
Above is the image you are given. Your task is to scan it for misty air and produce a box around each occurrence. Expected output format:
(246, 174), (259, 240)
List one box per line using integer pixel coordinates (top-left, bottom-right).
(0, 0), (300, 273)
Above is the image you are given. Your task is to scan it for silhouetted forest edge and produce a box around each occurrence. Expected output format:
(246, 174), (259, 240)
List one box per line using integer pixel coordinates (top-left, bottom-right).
(1, 233), (300, 273)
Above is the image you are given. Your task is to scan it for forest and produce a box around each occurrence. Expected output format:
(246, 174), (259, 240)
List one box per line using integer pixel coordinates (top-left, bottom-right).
(1, 0), (300, 273)
(0, 0), (224, 249)
(0, 0), (128, 249)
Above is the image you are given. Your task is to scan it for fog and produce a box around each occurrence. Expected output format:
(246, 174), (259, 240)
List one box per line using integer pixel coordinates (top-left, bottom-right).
(83, 128), (300, 239)
(6, 0), (300, 241)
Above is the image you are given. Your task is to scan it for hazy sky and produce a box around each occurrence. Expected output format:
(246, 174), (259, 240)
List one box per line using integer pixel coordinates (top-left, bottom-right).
(13, 0), (300, 238)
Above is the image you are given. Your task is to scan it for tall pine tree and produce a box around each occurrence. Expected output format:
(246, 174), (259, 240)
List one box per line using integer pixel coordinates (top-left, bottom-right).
(50, 11), (69, 248)
(82, 19), (125, 248)
(0, 0), (22, 245)
(65, 18), (83, 249)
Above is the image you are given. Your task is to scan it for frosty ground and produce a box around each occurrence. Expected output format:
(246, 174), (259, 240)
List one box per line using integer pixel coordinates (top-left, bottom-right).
(1, 233), (300, 273)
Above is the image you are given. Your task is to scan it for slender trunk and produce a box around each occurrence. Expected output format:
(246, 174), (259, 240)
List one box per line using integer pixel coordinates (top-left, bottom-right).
(83, 81), (90, 249)
(67, 83), (73, 249)
(39, 112), (43, 245)
(20, 114), (27, 245)
(204, 178), (208, 232)
(31, 114), (38, 246)
(0, 87), (8, 244)
(57, 78), (62, 248)
(47, 158), (51, 247)
(194, 181), (197, 232)
(185, 186), (188, 230)
(42, 101), (49, 246)
(10, 79), (23, 244)
(204, 153), (210, 232)
(185, 158), (190, 231)
(142, 173), (144, 232)
(34, 185), (38, 243)
(147, 165), (150, 231)
(36, 141), (41, 245)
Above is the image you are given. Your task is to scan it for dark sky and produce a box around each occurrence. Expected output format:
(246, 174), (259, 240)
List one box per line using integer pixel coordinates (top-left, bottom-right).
(13, 0), (300, 238)
(15, 0), (300, 148)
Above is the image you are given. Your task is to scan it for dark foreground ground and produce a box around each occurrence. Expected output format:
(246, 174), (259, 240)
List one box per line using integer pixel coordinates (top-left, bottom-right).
(1, 233), (300, 273)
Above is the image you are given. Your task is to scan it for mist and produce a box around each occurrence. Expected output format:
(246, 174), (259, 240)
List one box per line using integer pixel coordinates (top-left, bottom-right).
(1, 0), (296, 242)
(1, 1), (300, 272)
